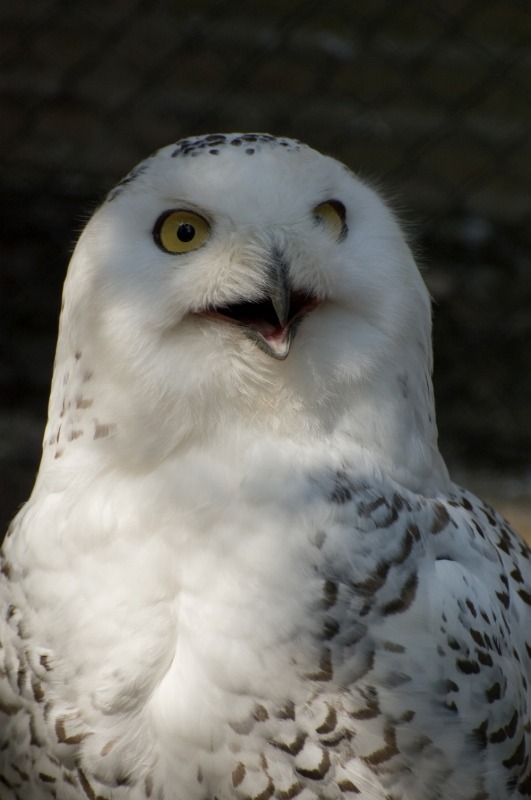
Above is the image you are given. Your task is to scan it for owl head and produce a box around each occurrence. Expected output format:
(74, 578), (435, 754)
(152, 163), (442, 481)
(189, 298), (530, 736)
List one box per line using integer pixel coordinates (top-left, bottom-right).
(42, 134), (445, 490)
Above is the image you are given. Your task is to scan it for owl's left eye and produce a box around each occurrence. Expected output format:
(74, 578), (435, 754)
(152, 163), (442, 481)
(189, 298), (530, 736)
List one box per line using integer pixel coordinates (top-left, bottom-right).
(153, 210), (211, 254)
(313, 200), (348, 242)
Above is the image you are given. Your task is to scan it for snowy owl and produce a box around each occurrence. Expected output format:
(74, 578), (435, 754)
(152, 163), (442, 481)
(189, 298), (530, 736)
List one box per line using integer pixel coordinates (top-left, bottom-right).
(1, 133), (530, 800)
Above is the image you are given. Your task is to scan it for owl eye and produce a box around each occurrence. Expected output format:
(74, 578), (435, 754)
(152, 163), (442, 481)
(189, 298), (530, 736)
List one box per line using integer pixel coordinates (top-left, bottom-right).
(153, 210), (211, 254)
(313, 200), (348, 242)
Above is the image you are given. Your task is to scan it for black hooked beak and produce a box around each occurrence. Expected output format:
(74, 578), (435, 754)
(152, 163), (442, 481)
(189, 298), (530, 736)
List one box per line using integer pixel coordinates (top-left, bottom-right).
(198, 249), (321, 360)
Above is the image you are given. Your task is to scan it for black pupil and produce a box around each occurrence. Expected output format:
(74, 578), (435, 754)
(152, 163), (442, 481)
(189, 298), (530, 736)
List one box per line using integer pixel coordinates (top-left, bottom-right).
(177, 222), (195, 242)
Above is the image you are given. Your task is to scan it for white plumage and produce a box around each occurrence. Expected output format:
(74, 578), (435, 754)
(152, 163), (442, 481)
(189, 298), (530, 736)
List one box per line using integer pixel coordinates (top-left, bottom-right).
(1, 133), (530, 800)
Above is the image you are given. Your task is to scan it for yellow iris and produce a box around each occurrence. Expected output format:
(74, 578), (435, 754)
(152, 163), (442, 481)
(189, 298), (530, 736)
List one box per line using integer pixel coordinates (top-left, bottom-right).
(154, 210), (211, 254)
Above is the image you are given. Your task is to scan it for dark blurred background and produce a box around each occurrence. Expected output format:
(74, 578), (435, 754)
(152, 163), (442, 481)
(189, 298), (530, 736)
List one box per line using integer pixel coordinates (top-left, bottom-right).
(1, 0), (531, 535)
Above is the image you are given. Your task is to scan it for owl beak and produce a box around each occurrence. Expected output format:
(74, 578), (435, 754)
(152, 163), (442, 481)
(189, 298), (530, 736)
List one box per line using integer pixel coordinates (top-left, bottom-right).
(258, 251), (292, 359)
(239, 283), (320, 360)
(267, 251), (291, 328)
(197, 251), (320, 360)
(242, 250), (321, 360)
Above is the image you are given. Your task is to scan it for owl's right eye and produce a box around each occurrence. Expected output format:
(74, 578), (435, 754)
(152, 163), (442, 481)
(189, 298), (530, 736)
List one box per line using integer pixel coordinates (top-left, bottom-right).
(153, 209), (211, 254)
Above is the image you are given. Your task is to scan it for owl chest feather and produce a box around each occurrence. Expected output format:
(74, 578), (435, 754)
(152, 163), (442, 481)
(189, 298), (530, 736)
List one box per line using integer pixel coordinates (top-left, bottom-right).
(4, 448), (530, 800)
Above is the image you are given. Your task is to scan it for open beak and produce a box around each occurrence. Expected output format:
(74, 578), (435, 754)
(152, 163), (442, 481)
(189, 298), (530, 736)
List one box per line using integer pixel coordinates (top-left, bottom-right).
(198, 251), (321, 360)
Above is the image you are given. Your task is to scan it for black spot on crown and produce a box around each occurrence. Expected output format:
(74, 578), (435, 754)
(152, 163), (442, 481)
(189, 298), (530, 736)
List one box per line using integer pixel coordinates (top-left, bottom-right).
(171, 133), (302, 159)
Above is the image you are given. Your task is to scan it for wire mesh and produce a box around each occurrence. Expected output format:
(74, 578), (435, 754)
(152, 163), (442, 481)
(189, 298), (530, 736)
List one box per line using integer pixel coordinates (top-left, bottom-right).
(2, 0), (530, 223)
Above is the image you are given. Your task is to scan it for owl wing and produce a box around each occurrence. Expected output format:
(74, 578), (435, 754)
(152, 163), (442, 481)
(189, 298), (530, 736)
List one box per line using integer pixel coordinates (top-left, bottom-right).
(166, 474), (531, 800)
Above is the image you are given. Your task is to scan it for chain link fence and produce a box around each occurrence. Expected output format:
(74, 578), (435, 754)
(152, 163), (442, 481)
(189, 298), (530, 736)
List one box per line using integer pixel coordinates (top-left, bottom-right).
(1, 0), (531, 530)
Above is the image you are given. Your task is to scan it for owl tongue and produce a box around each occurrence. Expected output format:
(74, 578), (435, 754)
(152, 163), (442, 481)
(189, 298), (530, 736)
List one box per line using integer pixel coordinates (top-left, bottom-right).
(254, 320), (291, 359)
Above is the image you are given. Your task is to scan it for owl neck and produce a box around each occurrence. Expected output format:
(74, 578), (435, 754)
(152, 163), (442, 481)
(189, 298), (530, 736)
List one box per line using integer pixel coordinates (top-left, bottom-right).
(34, 334), (448, 502)
(332, 367), (449, 495)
